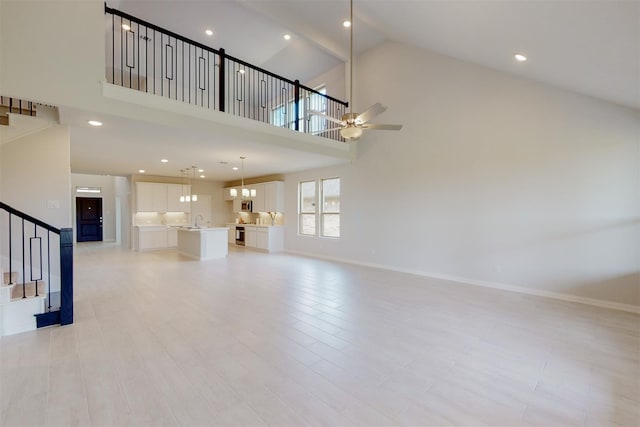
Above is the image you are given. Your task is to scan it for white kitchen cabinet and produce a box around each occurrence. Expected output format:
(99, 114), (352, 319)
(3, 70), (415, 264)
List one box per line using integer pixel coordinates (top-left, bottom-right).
(227, 226), (235, 244)
(167, 184), (190, 212)
(264, 181), (284, 212)
(250, 183), (265, 212)
(256, 228), (269, 250)
(137, 182), (191, 213)
(245, 226), (257, 248)
(137, 182), (166, 212)
(136, 226), (168, 250)
(167, 228), (178, 247)
(239, 226), (283, 252)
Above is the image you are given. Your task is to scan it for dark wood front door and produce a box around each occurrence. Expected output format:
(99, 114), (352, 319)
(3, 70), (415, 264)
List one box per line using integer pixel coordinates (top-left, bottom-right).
(76, 197), (103, 242)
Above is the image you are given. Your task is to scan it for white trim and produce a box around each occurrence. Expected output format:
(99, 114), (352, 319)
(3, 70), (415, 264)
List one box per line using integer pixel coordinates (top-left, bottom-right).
(285, 250), (640, 314)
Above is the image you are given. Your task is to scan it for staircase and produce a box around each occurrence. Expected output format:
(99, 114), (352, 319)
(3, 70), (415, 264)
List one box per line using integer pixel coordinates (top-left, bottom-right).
(0, 202), (73, 336)
(0, 268), (47, 335)
(0, 96), (59, 143)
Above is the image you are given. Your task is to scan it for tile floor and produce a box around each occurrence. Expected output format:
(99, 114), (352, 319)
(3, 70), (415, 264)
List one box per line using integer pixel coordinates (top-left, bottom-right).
(1, 243), (638, 426)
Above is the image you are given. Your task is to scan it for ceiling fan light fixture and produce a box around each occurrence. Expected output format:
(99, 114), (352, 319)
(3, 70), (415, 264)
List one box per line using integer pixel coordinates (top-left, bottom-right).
(340, 126), (363, 140)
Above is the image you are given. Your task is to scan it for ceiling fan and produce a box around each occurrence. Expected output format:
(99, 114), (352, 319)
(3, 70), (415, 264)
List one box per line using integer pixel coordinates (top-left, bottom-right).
(309, 0), (402, 141)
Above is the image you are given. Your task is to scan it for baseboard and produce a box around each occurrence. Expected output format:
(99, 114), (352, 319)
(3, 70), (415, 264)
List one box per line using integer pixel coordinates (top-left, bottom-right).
(285, 250), (640, 314)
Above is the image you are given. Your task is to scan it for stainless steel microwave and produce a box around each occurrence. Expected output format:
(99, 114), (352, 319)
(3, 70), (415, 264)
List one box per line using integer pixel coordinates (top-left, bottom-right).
(241, 200), (252, 212)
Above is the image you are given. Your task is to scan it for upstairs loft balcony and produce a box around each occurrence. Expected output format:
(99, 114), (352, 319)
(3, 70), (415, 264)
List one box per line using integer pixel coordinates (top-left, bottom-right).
(105, 5), (349, 143)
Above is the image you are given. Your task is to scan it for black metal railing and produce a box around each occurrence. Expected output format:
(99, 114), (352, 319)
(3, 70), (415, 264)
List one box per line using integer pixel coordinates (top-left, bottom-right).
(105, 5), (348, 142)
(0, 202), (73, 327)
(0, 97), (37, 117)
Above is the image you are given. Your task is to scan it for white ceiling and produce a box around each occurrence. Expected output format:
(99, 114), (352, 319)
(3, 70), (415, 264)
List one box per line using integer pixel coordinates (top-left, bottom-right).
(66, 0), (638, 181)
(112, 0), (639, 110)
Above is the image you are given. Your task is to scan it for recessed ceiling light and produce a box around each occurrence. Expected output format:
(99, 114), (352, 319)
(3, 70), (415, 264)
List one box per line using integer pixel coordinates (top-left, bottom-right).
(343, 20), (351, 28)
(138, 169), (145, 173)
(200, 175), (205, 178)
(514, 53), (527, 62)
(232, 167), (239, 171)
(205, 29), (213, 36)
(283, 34), (291, 40)
(161, 159), (169, 163)
(198, 169), (204, 173)
(122, 24), (131, 31)
(88, 120), (102, 127)
(238, 69), (245, 74)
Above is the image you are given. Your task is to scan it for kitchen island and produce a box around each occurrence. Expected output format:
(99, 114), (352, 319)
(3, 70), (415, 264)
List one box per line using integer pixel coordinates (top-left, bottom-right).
(176, 227), (229, 260)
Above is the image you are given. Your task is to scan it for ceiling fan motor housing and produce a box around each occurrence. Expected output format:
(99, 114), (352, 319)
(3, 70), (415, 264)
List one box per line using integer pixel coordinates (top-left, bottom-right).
(341, 112), (360, 125)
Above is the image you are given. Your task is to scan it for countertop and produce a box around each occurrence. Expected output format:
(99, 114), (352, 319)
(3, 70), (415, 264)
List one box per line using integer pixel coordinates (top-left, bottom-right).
(226, 223), (281, 228)
(175, 227), (227, 232)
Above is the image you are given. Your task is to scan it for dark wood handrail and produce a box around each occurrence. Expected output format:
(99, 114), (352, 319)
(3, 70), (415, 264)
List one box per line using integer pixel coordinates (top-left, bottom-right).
(0, 201), (60, 234)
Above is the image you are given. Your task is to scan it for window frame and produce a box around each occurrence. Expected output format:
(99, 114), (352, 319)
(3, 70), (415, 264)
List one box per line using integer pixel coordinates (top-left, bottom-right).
(298, 177), (340, 239)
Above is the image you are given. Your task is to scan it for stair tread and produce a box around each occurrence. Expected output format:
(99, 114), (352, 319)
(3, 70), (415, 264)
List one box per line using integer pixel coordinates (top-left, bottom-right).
(3, 271), (18, 285)
(11, 281), (46, 300)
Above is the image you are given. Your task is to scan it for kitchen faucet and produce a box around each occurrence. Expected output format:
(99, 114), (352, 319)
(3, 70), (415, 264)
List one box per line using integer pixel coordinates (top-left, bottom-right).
(195, 214), (204, 228)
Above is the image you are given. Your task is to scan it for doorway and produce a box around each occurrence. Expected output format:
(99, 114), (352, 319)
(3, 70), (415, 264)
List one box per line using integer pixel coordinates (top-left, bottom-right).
(76, 197), (103, 242)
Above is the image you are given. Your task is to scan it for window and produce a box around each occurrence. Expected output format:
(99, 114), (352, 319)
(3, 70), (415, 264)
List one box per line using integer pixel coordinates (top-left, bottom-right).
(298, 177), (340, 238)
(271, 86), (327, 134)
(299, 181), (316, 235)
(321, 178), (340, 237)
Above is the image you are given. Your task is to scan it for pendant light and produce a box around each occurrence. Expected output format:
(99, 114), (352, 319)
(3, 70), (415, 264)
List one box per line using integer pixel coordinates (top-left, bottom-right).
(179, 166), (198, 202)
(190, 166), (198, 202)
(179, 169), (187, 202)
(240, 156), (249, 198)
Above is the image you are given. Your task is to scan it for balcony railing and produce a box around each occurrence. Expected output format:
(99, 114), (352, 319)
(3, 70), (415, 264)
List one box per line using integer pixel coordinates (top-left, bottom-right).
(105, 5), (348, 142)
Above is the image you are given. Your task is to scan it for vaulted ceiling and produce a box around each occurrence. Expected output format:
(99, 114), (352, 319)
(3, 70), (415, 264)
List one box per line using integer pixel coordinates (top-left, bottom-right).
(112, 0), (639, 111)
(64, 0), (638, 181)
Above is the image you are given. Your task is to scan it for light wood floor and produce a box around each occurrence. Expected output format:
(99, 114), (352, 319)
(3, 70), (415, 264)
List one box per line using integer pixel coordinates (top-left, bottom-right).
(1, 244), (638, 426)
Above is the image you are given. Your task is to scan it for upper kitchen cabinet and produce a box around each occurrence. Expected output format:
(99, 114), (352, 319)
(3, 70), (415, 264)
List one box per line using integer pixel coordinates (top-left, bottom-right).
(264, 181), (284, 212)
(137, 182), (168, 212)
(137, 182), (191, 213)
(250, 183), (265, 213)
(167, 183), (191, 213)
(224, 181), (284, 212)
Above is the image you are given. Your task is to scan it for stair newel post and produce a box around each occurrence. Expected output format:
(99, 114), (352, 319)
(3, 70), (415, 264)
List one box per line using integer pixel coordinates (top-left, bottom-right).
(294, 79), (300, 132)
(218, 48), (226, 112)
(59, 228), (74, 326)
(21, 218), (25, 298)
(8, 212), (12, 285)
(47, 230), (51, 310)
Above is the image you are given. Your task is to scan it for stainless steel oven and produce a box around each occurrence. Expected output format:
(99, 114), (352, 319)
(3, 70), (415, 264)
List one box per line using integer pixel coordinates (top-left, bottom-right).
(235, 226), (245, 246)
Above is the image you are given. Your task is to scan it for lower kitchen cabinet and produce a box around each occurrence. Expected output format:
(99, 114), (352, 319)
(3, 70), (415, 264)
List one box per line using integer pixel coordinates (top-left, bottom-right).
(135, 226), (168, 251)
(244, 226), (283, 252)
(245, 227), (257, 248)
(167, 228), (178, 247)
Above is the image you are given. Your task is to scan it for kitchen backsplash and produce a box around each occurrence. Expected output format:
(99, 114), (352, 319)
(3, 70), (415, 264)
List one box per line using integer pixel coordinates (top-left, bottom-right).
(236, 212), (284, 226)
(134, 212), (189, 226)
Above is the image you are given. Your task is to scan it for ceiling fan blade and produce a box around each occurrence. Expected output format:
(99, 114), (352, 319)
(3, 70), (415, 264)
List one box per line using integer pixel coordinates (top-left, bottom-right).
(356, 103), (387, 124)
(312, 127), (343, 135)
(362, 123), (403, 131)
(308, 109), (344, 126)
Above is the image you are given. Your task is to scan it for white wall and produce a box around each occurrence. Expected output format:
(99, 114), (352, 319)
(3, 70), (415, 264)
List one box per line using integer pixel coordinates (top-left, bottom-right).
(284, 42), (640, 308)
(0, 125), (72, 291)
(1, 126), (72, 228)
(114, 176), (131, 247)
